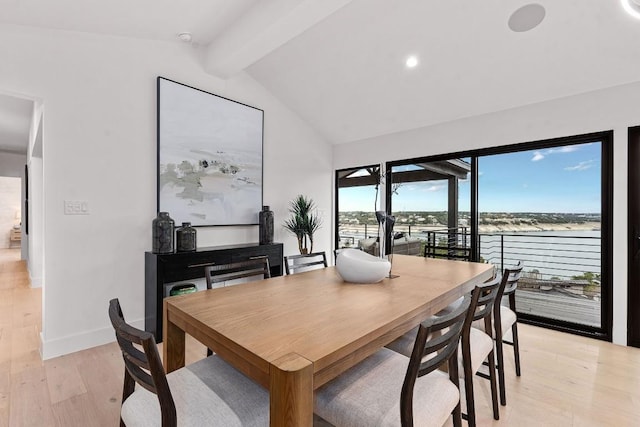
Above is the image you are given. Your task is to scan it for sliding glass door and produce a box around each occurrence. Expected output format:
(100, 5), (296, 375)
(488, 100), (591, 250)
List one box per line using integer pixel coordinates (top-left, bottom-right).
(478, 141), (607, 332)
(379, 132), (612, 340)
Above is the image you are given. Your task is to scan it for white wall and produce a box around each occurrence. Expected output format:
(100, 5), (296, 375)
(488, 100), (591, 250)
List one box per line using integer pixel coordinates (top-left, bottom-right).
(0, 24), (332, 358)
(0, 151), (26, 178)
(335, 81), (640, 345)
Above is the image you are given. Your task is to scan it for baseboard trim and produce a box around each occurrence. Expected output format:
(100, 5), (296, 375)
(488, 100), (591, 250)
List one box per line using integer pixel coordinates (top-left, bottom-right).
(41, 318), (145, 360)
(29, 271), (42, 288)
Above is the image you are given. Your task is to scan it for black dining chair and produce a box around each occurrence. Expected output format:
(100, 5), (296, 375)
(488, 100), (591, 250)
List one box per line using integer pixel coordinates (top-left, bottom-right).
(284, 252), (327, 275)
(108, 298), (269, 427)
(202, 257), (271, 356)
(204, 257), (271, 289)
(473, 261), (524, 406)
(387, 278), (501, 427)
(459, 277), (501, 426)
(315, 292), (474, 427)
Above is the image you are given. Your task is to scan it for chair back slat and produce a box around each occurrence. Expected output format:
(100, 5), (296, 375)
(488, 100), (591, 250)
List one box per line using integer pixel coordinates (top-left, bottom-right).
(123, 359), (157, 394)
(117, 335), (150, 371)
(471, 276), (502, 323)
(284, 252), (328, 275)
(416, 293), (472, 378)
(502, 261), (523, 297)
(205, 258), (271, 289)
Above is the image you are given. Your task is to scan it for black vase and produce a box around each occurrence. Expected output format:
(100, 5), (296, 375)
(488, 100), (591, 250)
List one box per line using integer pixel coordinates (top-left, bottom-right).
(152, 212), (174, 254)
(176, 222), (197, 252)
(259, 206), (274, 245)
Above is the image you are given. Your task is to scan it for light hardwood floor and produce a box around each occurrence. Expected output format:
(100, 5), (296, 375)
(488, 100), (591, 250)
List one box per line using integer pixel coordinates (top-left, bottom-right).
(1, 247), (639, 426)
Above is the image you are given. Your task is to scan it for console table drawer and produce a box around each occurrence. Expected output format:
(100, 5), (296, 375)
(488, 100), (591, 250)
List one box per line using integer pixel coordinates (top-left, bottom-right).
(231, 245), (283, 266)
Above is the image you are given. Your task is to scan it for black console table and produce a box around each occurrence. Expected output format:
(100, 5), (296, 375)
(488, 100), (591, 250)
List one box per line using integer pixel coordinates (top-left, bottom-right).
(145, 242), (283, 341)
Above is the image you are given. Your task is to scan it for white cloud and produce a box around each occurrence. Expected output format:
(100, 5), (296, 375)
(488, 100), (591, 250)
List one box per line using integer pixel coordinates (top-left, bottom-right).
(554, 146), (580, 153)
(564, 160), (595, 171)
(424, 184), (445, 192)
(531, 151), (545, 161)
(532, 145), (581, 162)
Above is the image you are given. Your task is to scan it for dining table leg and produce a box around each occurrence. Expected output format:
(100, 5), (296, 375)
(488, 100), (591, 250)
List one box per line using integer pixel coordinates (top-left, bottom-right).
(163, 300), (185, 373)
(269, 353), (314, 427)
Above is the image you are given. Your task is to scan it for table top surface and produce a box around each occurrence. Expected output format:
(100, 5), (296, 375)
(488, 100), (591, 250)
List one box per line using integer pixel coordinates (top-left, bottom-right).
(165, 255), (493, 374)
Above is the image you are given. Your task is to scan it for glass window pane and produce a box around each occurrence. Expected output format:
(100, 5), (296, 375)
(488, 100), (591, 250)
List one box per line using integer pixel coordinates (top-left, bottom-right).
(390, 159), (471, 258)
(336, 166), (380, 250)
(478, 141), (602, 328)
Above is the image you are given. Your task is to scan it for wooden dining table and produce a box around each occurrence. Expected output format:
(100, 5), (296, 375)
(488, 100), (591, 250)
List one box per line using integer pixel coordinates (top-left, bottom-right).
(163, 254), (493, 426)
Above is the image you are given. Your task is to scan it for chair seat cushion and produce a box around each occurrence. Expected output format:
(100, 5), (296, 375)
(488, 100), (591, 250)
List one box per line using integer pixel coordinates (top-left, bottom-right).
(121, 355), (269, 427)
(472, 306), (517, 337)
(385, 298), (463, 358)
(315, 348), (459, 427)
(385, 327), (417, 358)
(460, 327), (494, 376)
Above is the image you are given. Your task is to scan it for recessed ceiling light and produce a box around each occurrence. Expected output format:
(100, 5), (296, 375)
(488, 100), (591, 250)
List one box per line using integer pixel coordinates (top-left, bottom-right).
(177, 32), (193, 43)
(622, 0), (640, 19)
(508, 4), (546, 32)
(405, 56), (419, 68)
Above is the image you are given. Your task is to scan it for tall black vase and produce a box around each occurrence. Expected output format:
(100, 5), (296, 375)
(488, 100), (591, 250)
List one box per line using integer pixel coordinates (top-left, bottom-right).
(259, 206), (274, 245)
(152, 212), (174, 254)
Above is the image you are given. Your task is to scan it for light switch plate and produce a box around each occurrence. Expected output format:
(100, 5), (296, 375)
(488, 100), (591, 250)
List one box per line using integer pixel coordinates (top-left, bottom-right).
(64, 200), (89, 215)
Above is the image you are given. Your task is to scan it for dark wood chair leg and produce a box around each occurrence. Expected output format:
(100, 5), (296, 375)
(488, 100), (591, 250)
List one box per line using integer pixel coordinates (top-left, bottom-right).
(462, 352), (476, 427)
(487, 349), (500, 420)
(450, 356), (463, 427)
(452, 401), (463, 427)
(495, 333), (507, 406)
(512, 323), (522, 376)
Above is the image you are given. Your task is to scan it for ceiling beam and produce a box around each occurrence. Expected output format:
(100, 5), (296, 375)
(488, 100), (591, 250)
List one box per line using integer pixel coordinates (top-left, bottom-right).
(203, 0), (353, 79)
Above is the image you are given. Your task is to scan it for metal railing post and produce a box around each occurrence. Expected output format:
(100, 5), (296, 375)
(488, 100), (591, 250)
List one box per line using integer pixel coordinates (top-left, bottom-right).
(500, 234), (504, 272)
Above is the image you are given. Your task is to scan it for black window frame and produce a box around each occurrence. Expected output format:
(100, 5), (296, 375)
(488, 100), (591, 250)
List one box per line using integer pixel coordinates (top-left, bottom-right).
(381, 131), (614, 341)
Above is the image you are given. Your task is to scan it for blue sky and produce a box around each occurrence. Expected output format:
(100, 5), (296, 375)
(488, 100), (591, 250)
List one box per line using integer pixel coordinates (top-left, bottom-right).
(339, 142), (601, 213)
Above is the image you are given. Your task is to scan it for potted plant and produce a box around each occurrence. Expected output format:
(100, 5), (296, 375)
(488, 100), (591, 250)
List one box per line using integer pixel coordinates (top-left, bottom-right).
(283, 195), (322, 254)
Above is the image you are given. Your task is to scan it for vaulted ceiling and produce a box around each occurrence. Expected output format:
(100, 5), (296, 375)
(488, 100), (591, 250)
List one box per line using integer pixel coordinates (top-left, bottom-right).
(1, 0), (639, 148)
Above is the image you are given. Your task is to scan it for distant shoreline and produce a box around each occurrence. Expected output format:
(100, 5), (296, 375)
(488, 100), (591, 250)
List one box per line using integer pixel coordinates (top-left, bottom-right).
(477, 221), (601, 233)
(341, 221), (602, 236)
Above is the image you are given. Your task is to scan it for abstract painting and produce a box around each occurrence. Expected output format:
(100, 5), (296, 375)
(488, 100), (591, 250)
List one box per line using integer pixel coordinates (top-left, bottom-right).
(157, 77), (263, 226)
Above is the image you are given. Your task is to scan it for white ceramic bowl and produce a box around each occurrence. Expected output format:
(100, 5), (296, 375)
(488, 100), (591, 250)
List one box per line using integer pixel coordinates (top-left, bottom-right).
(335, 249), (391, 283)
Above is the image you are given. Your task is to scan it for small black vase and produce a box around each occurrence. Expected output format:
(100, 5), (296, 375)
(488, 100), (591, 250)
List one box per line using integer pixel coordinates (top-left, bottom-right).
(259, 206), (274, 245)
(176, 222), (197, 252)
(152, 212), (174, 254)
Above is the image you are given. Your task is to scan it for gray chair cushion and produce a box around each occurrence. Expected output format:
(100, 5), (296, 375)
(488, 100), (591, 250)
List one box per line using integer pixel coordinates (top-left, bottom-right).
(385, 326), (418, 358)
(388, 327), (493, 378)
(385, 298), (463, 358)
(459, 327), (494, 376)
(121, 355), (269, 427)
(472, 305), (517, 338)
(315, 348), (459, 427)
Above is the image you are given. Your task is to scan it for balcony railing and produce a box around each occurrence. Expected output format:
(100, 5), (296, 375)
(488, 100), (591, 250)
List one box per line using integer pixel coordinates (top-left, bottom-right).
(338, 224), (602, 327)
(425, 227), (602, 327)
